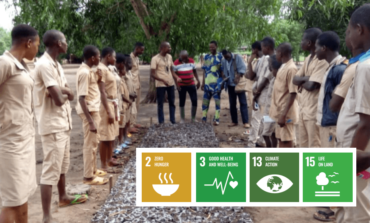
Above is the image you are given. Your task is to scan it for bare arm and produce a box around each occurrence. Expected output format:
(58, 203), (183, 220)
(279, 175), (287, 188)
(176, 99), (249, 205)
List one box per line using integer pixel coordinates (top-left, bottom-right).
(278, 93), (297, 127)
(47, 86), (68, 107)
(302, 81), (321, 91)
(293, 76), (309, 86)
(246, 56), (257, 80)
(79, 96), (97, 133)
(329, 94), (345, 113)
(256, 77), (269, 94)
(351, 113), (370, 151)
(98, 81), (114, 124)
(201, 69), (206, 91)
(193, 68), (201, 89)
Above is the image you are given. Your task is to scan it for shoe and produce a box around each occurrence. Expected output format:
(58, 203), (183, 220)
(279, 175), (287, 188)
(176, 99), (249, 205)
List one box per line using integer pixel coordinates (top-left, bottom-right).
(120, 143), (129, 149)
(244, 123), (250, 128)
(213, 121), (219, 126)
(228, 123), (238, 127)
(114, 147), (122, 155)
(124, 138), (132, 145)
(243, 129), (251, 135)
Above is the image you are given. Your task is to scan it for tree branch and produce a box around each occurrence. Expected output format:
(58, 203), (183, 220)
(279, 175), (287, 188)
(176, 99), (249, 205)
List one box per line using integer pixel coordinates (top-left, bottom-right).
(130, 0), (151, 39)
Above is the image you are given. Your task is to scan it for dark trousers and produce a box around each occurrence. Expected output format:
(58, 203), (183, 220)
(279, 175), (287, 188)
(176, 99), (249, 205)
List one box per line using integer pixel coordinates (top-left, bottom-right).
(228, 86), (249, 124)
(178, 85), (198, 107)
(157, 86), (176, 124)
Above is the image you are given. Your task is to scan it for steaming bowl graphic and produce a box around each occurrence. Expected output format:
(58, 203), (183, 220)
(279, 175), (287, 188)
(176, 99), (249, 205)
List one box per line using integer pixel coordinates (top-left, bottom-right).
(152, 184), (179, 196)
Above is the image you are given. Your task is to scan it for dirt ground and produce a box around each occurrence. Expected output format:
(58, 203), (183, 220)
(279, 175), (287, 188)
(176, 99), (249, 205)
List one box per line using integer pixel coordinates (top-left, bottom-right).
(3, 64), (319, 223)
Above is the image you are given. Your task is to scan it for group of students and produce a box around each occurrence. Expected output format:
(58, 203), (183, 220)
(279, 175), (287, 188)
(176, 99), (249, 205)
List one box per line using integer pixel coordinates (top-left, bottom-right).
(148, 3), (370, 222)
(0, 26), (145, 223)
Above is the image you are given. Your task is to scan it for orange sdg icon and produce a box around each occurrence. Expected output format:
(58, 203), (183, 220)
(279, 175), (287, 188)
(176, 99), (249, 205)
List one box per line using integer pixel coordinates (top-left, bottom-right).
(142, 153), (191, 202)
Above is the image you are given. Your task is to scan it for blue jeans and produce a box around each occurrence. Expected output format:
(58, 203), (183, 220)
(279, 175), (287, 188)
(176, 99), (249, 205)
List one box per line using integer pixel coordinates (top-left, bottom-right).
(228, 86), (248, 124)
(157, 86), (176, 124)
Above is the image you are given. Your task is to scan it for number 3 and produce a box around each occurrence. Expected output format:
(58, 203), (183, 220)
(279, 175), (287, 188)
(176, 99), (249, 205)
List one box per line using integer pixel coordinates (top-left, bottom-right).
(200, 157), (205, 167)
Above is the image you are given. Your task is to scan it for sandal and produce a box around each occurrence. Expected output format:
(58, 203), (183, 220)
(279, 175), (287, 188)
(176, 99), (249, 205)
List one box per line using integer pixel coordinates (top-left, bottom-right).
(83, 176), (108, 185)
(134, 124), (144, 128)
(228, 123), (238, 127)
(94, 169), (107, 177)
(58, 194), (88, 208)
(244, 123), (250, 128)
(313, 210), (336, 222)
(129, 127), (139, 133)
(106, 167), (123, 174)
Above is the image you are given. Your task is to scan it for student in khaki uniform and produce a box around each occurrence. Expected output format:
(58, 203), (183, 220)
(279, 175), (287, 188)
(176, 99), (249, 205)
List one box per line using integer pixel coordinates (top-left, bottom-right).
(314, 31), (347, 148)
(151, 42), (182, 124)
(329, 27), (364, 113)
(335, 5), (370, 222)
(124, 55), (138, 139)
(246, 37), (275, 147)
(114, 54), (133, 154)
(76, 45), (108, 185)
(97, 47), (121, 172)
(0, 24), (39, 223)
(34, 30), (87, 223)
(130, 42), (145, 132)
(262, 55), (280, 148)
(270, 43), (299, 148)
(245, 41), (263, 129)
(293, 28), (329, 148)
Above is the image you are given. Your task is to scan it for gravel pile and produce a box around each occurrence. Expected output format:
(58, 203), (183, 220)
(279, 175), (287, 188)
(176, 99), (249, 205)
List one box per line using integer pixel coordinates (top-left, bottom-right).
(91, 123), (253, 223)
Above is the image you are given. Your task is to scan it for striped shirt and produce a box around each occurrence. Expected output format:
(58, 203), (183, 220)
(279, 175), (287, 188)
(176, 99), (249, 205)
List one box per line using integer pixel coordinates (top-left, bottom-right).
(174, 58), (196, 86)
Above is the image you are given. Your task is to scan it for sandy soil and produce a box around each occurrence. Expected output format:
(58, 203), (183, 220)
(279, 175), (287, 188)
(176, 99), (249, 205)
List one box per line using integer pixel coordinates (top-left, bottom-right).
(1, 64), (318, 223)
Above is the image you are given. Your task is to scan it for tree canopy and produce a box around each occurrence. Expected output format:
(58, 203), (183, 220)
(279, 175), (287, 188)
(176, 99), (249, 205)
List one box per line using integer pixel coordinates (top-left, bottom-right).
(8, 0), (284, 60)
(289, 0), (364, 57)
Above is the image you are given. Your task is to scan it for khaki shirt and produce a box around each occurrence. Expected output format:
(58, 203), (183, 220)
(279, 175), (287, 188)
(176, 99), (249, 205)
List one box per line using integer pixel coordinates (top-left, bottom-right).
(120, 75), (129, 112)
(125, 70), (137, 114)
(75, 63), (101, 115)
(0, 51), (35, 140)
(150, 53), (175, 88)
(316, 55), (346, 126)
(33, 52), (72, 135)
(336, 60), (367, 145)
(98, 63), (117, 99)
(334, 62), (358, 98)
(296, 55), (329, 121)
(246, 59), (258, 92)
(254, 55), (273, 106)
(130, 52), (141, 91)
(269, 59), (299, 124)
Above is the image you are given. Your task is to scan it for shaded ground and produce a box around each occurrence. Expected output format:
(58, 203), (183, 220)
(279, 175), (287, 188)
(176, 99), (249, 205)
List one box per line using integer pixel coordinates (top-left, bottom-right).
(0, 63), (318, 223)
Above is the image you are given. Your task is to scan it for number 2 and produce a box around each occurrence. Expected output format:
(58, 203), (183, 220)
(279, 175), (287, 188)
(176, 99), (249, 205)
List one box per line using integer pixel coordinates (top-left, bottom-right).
(146, 157), (151, 167)
(200, 157), (205, 167)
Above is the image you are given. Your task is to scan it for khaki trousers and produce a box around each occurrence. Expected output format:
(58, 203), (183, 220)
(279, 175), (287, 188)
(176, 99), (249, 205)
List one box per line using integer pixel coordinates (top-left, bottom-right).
(40, 130), (71, 185)
(299, 114), (321, 147)
(319, 126), (336, 148)
(248, 105), (264, 147)
(246, 91), (253, 124)
(79, 112), (101, 178)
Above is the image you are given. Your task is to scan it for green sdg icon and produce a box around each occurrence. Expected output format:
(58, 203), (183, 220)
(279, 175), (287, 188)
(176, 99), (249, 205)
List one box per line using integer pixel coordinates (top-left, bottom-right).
(250, 153), (299, 202)
(196, 153), (246, 202)
(303, 153), (353, 202)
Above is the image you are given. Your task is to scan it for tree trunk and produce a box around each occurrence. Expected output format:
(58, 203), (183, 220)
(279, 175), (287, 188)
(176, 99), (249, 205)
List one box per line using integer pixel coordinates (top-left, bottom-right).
(130, 0), (176, 104)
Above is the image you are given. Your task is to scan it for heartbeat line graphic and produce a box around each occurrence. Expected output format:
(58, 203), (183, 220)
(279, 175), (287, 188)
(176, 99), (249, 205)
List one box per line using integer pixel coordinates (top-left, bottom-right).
(204, 171), (234, 195)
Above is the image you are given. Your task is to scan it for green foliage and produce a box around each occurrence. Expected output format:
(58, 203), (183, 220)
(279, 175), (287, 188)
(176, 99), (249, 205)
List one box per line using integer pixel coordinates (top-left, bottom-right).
(289, 0), (367, 57)
(8, 0), (282, 61)
(0, 28), (11, 54)
(268, 19), (305, 61)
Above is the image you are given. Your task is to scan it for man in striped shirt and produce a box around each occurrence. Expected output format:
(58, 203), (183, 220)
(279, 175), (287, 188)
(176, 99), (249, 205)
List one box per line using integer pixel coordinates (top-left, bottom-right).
(174, 50), (201, 123)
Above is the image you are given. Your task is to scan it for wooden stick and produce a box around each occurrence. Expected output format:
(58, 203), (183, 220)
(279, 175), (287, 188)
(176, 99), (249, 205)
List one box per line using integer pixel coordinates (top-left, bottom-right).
(109, 175), (113, 192)
(150, 117), (153, 125)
